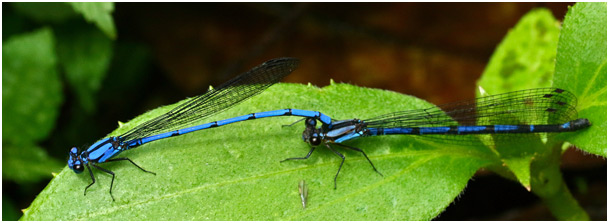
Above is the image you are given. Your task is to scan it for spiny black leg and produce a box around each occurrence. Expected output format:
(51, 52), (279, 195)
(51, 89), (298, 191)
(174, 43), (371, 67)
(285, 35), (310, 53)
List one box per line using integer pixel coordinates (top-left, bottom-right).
(282, 118), (306, 128)
(334, 143), (383, 177)
(106, 158), (156, 175)
(325, 144), (345, 189)
(281, 147), (316, 162)
(91, 164), (116, 202)
(84, 164), (96, 196)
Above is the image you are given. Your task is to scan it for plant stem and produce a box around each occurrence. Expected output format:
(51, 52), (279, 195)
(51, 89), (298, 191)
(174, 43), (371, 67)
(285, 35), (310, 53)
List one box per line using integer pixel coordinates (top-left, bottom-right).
(530, 143), (589, 220)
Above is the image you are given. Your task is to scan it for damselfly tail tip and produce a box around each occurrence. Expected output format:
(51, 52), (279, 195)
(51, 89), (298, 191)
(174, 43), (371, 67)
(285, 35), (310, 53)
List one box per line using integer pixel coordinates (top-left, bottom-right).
(572, 118), (592, 130)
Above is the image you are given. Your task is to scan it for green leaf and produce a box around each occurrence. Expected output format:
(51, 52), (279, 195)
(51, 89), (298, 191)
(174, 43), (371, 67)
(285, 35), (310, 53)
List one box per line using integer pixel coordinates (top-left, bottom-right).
(475, 8), (561, 190)
(56, 25), (114, 112)
(477, 8), (560, 94)
(500, 158), (532, 190)
(69, 2), (116, 39)
(2, 27), (62, 144)
(553, 2), (607, 157)
(11, 2), (78, 24)
(525, 3), (605, 220)
(473, 5), (601, 220)
(21, 83), (496, 220)
(2, 142), (63, 184)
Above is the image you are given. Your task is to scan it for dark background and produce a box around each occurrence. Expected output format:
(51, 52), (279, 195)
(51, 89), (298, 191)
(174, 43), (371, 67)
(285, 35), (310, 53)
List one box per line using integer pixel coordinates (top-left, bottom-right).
(3, 2), (606, 220)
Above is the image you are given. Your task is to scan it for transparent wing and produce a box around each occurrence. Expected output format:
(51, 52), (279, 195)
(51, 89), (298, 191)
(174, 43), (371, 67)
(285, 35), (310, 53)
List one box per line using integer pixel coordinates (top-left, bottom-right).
(120, 58), (299, 141)
(363, 88), (578, 145)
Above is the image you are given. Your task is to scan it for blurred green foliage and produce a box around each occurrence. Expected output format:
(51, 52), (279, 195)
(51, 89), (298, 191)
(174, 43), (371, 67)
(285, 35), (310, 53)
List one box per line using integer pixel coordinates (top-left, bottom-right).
(70, 2), (117, 39)
(2, 2), (117, 220)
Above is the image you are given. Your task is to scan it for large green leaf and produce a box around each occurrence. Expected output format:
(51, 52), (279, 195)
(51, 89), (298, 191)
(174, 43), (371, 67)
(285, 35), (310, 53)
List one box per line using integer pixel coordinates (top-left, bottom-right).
(553, 2), (607, 157)
(69, 2), (116, 39)
(21, 83), (496, 220)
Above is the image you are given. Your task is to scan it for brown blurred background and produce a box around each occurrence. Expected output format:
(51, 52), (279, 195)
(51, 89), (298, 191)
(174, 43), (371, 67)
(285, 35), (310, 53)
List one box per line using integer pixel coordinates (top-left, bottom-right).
(115, 2), (573, 105)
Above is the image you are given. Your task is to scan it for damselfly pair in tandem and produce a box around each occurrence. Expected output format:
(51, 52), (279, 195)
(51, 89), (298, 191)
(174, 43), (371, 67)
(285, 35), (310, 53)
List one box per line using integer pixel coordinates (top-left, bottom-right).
(67, 58), (590, 200)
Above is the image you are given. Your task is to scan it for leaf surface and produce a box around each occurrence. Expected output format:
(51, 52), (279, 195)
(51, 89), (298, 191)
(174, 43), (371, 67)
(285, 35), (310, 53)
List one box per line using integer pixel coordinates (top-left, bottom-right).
(554, 2), (607, 157)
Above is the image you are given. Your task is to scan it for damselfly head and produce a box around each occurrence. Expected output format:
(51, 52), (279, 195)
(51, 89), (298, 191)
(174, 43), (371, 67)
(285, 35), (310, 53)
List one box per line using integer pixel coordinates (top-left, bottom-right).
(309, 133), (321, 146)
(302, 131), (321, 146)
(68, 147), (84, 174)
